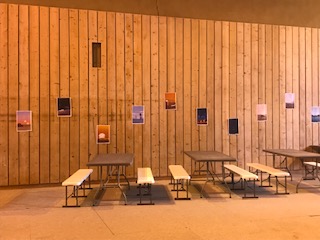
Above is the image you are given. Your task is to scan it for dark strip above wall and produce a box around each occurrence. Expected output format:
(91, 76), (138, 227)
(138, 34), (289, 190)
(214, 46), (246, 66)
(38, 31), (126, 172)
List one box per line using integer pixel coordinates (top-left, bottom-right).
(1, 0), (320, 28)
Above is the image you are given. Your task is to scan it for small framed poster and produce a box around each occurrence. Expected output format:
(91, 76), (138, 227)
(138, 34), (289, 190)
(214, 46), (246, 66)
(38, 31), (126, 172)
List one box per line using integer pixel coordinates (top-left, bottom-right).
(57, 97), (72, 117)
(16, 110), (32, 132)
(132, 105), (145, 124)
(197, 108), (208, 125)
(257, 104), (267, 121)
(96, 125), (110, 144)
(285, 93), (295, 109)
(228, 118), (239, 135)
(311, 106), (320, 123)
(165, 92), (176, 110)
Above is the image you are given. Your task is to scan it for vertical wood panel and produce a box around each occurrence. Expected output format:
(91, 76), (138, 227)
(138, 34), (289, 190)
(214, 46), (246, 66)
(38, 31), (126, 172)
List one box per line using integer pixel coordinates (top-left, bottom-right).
(312, 28), (319, 145)
(175, 18), (184, 166)
(97, 11), (107, 156)
(214, 21), (222, 154)
(251, 24), (258, 163)
(49, 7), (60, 183)
(236, 23), (245, 168)
(116, 13), (126, 153)
(88, 10), (98, 179)
(258, 24), (266, 163)
(39, 7), (50, 183)
(69, 9), (80, 174)
(183, 18), (192, 173)
(286, 26), (294, 167)
(107, 12), (116, 154)
(229, 22), (237, 159)
(305, 28), (312, 147)
(133, 14), (143, 171)
(279, 26), (286, 149)
(0, 3), (9, 186)
(191, 19), (199, 152)
(243, 23), (252, 165)
(222, 21), (229, 155)
(124, 13), (134, 176)
(265, 25), (273, 166)
(142, 15), (152, 167)
(199, 20), (207, 151)
(299, 28), (306, 149)
(292, 27), (300, 169)
(8, 4), (19, 185)
(150, 16), (160, 175)
(159, 16), (168, 176)
(167, 17), (176, 167)
(29, 5), (40, 184)
(18, 5), (30, 184)
(78, 10), (89, 169)
(272, 26), (280, 150)
(59, 8), (70, 180)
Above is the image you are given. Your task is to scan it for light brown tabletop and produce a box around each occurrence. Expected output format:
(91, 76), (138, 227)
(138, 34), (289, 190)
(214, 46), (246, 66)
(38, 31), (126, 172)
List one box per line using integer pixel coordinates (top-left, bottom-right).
(184, 151), (237, 162)
(263, 149), (320, 159)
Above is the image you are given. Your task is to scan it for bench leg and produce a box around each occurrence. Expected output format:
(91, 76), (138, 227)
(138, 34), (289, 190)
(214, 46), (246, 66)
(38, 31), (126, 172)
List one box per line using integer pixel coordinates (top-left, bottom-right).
(137, 183), (155, 205)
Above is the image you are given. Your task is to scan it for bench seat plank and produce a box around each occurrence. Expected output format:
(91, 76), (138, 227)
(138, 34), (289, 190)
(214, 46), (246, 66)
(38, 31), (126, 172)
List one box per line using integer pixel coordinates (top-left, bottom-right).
(168, 165), (191, 180)
(62, 169), (94, 186)
(247, 163), (290, 177)
(304, 161), (320, 167)
(224, 164), (258, 180)
(137, 167), (155, 185)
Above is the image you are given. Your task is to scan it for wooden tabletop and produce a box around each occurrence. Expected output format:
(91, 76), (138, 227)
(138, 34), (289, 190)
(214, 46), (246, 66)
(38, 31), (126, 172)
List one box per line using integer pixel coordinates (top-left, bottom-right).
(87, 153), (134, 166)
(263, 149), (320, 158)
(184, 151), (237, 162)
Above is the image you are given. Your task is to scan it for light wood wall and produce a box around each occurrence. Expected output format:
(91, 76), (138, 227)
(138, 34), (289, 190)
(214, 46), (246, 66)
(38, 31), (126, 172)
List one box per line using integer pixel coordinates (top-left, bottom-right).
(0, 3), (319, 186)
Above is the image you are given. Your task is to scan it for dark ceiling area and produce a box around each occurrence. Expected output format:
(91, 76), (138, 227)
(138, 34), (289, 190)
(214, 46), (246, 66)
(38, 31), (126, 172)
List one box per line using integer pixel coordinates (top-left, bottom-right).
(1, 0), (320, 28)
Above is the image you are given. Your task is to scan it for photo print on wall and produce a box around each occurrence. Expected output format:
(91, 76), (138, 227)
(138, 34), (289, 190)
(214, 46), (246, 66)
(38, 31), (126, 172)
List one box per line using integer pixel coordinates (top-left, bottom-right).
(57, 97), (72, 117)
(257, 104), (267, 121)
(96, 125), (110, 144)
(228, 118), (239, 135)
(285, 93), (295, 109)
(16, 110), (32, 132)
(196, 108), (208, 125)
(311, 106), (320, 123)
(132, 105), (145, 124)
(165, 92), (176, 110)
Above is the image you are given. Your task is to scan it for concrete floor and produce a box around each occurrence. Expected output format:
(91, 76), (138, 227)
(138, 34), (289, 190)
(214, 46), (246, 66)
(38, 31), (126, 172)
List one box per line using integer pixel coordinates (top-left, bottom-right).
(1, 173), (320, 240)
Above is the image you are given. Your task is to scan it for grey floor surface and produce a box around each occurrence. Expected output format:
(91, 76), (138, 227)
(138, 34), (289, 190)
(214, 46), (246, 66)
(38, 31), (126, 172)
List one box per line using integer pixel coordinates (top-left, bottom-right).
(1, 172), (320, 240)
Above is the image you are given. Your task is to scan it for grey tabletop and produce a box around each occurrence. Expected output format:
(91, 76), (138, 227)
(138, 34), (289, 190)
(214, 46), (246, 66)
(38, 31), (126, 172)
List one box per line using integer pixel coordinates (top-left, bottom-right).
(263, 149), (320, 159)
(184, 151), (237, 162)
(87, 153), (134, 166)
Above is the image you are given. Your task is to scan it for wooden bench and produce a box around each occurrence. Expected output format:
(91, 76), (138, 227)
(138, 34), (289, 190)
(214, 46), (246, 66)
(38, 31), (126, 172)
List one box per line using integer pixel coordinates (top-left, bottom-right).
(137, 168), (155, 205)
(168, 165), (191, 200)
(224, 164), (259, 198)
(62, 169), (93, 207)
(247, 163), (290, 194)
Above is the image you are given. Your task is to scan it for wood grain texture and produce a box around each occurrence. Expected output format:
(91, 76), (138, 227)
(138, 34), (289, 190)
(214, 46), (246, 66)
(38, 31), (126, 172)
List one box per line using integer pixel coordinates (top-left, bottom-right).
(2, 3), (320, 185)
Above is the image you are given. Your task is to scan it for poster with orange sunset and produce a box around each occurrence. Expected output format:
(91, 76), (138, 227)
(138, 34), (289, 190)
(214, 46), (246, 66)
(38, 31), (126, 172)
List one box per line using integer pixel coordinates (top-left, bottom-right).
(96, 125), (110, 144)
(16, 111), (32, 132)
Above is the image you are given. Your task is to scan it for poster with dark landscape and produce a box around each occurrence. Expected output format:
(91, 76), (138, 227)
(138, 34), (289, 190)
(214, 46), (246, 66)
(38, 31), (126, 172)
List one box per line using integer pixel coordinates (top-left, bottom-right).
(132, 105), (145, 124)
(311, 106), (320, 123)
(285, 93), (295, 109)
(228, 118), (239, 135)
(165, 92), (176, 110)
(16, 110), (32, 132)
(257, 104), (267, 121)
(96, 125), (110, 144)
(197, 108), (208, 125)
(57, 97), (72, 117)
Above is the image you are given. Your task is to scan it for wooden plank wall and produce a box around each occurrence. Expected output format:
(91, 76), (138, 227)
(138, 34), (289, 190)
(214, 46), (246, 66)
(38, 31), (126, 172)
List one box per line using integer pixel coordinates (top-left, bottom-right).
(0, 3), (320, 185)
